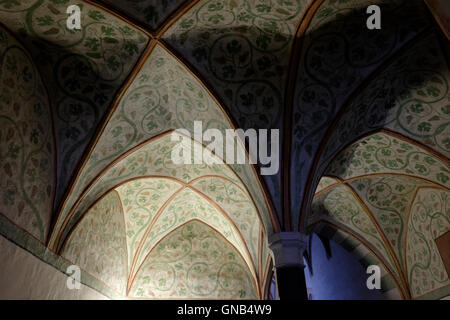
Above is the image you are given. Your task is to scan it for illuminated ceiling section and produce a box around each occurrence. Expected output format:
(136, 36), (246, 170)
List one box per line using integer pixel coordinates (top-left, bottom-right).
(327, 132), (449, 187)
(128, 186), (257, 285)
(53, 132), (268, 297)
(61, 175), (262, 299)
(191, 177), (261, 265)
(163, 0), (314, 214)
(291, 0), (432, 224)
(50, 41), (275, 251)
(130, 220), (257, 299)
(0, 25), (55, 242)
(115, 178), (184, 274)
(0, 0), (149, 205)
(62, 191), (128, 296)
(321, 34), (449, 165)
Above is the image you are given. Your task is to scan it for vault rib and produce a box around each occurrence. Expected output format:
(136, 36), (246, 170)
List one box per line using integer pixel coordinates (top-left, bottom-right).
(342, 182), (412, 299)
(282, 0), (326, 231)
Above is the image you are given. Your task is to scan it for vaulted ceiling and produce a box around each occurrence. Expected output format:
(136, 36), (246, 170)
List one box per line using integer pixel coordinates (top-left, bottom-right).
(0, 0), (448, 299)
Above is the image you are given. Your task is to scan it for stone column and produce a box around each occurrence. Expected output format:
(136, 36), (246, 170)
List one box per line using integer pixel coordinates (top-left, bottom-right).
(268, 232), (308, 300)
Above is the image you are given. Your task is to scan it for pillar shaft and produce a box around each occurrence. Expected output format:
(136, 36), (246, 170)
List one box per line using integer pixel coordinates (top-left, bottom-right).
(269, 232), (308, 300)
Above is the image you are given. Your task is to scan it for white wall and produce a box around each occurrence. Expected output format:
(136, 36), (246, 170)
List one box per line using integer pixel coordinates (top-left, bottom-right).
(0, 235), (108, 300)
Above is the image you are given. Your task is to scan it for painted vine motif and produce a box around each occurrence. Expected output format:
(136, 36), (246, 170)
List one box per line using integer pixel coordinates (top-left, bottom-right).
(407, 188), (449, 298)
(311, 176), (450, 298)
(130, 220), (257, 299)
(310, 222), (402, 299)
(54, 134), (256, 253)
(54, 43), (274, 250)
(291, 0), (430, 224)
(306, 33), (449, 232)
(0, 25), (55, 241)
(164, 0), (313, 214)
(192, 176), (261, 267)
(326, 132), (450, 187)
(315, 176), (338, 194)
(62, 191), (128, 295)
(348, 176), (433, 271)
(321, 34), (449, 167)
(115, 178), (183, 273)
(0, 0), (148, 205)
(134, 187), (254, 281)
(309, 184), (397, 276)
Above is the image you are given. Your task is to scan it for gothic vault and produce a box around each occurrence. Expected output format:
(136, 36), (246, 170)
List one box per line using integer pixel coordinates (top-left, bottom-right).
(0, 0), (448, 300)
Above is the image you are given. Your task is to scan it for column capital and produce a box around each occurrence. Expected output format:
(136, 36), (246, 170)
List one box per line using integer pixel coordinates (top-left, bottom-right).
(268, 232), (307, 268)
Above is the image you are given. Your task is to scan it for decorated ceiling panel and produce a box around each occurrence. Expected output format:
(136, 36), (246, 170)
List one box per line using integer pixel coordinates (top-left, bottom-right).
(260, 226), (270, 289)
(50, 133), (269, 294)
(321, 34), (449, 166)
(0, 25), (55, 242)
(347, 176), (433, 272)
(130, 220), (257, 299)
(326, 132), (450, 187)
(62, 190), (128, 296)
(0, 0), (149, 205)
(192, 177), (262, 266)
(163, 0), (314, 214)
(291, 0), (431, 226)
(315, 176), (339, 194)
(309, 222), (403, 299)
(51, 134), (237, 251)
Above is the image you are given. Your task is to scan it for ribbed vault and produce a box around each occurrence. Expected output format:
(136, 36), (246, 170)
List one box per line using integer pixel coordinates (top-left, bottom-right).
(310, 131), (449, 299)
(0, 0), (448, 300)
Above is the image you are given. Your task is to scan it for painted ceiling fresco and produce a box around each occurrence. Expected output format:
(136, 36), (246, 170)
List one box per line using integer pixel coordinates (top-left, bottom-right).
(49, 42), (274, 251)
(0, 0), (448, 300)
(0, 0), (149, 207)
(309, 132), (449, 299)
(61, 176), (262, 298)
(163, 0), (313, 214)
(129, 220), (257, 299)
(0, 24), (55, 241)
